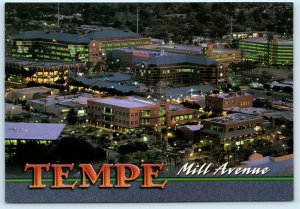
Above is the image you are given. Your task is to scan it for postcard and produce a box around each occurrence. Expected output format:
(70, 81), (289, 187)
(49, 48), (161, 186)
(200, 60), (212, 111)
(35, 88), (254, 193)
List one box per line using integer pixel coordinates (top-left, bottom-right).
(5, 2), (293, 203)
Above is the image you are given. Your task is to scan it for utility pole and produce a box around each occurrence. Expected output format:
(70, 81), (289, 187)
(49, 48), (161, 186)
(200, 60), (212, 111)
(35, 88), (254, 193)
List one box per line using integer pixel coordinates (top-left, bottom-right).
(230, 16), (233, 44)
(57, 3), (60, 29)
(136, 7), (139, 34)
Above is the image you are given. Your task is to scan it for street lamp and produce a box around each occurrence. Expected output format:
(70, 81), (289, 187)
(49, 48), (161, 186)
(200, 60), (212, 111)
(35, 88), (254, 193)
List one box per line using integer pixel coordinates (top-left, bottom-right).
(143, 136), (148, 142)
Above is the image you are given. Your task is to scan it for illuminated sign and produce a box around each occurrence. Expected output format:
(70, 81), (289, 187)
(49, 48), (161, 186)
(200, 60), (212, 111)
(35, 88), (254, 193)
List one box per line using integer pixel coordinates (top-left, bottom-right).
(133, 52), (150, 58)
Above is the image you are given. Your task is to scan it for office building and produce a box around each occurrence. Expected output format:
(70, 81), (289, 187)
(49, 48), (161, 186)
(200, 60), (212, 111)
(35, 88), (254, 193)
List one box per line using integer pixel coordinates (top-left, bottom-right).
(11, 28), (151, 67)
(239, 34), (293, 66)
(87, 96), (195, 132)
(6, 57), (85, 83)
(201, 113), (264, 142)
(205, 92), (253, 110)
(111, 48), (227, 87)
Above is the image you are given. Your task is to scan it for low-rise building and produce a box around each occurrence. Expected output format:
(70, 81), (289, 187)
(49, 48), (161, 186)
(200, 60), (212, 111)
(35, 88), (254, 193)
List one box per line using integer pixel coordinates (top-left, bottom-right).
(5, 103), (23, 116)
(179, 124), (203, 143)
(167, 104), (195, 127)
(87, 96), (195, 132)
(205, 92), (253, 110)
(6, 57), (86, 84)
(87, 96), (164, 132)
(27, 93), (96, 118)
(5, 87), (59, 102)
(201, 113), (264, 143)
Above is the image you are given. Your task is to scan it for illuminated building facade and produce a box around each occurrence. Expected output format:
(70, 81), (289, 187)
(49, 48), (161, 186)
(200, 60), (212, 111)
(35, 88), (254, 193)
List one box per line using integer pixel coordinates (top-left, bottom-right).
(11, 29), (151, 66)
(111, 48), (227, 87)
(205, 92), (254, 110)
(5, 87), (59, 102)
(239, 34), (293, 66)
(87, 96), (195, 132)
(6, 57), (85, 83)
(201, 113), (264, 143)
(136, 43), (241, 66)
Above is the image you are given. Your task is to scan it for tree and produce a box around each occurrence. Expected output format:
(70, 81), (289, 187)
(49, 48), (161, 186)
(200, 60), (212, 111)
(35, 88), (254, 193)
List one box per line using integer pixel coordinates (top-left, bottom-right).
(54, 137), (106, 164)
(282, 86), (293, 93)
(66, 108), (78, 125)
(272, 86), (281, 92)
(13, 141), (55, 163)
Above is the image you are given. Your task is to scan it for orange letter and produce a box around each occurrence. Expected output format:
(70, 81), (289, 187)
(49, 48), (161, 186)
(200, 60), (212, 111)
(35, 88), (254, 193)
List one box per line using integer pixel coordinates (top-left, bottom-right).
(78, 164), (113, 188)
(51, 164), (77, 189)
(141, 163), (167, 189)
(24, 163), (50, 189)
(115, 164), (140, 188)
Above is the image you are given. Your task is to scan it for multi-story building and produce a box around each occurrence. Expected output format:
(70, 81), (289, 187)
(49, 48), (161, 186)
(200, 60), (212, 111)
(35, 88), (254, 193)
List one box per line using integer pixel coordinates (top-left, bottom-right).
(201, 113), (264, 143)
(205, 92), (253, 110)
(87, 96), (195, 132)
(111, 48), (227, 87)
(11, 28), (151, 67)
(136, 43), (241, 67)
(239, 34), (293, 66)
(167, 104), (195, 127)
(6, 57), (85, 83)
(87, 96), (164, 132)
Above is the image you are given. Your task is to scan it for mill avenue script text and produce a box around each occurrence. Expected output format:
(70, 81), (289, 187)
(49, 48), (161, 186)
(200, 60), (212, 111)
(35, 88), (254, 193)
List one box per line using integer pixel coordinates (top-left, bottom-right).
(177, 162), (270, 176)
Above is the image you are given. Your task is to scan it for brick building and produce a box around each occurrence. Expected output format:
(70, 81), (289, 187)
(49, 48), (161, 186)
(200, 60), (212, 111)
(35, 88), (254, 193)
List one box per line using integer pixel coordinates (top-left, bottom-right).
(201, 113), (264, 143)
(111, 48), (227, 87)
(87, 96), (195, 132)
(205, 92), (253, 110)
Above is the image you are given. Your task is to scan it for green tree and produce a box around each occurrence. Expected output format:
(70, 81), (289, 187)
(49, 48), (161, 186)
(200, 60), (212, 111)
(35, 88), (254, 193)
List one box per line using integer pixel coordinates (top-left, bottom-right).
(66, 108), (78, 125)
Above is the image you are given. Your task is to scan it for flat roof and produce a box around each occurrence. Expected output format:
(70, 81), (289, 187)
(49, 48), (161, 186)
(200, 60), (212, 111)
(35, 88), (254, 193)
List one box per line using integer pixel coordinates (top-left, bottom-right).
(165, 85), (218, 97)
(203, 113), (262, 124)
(169, 104), (188, 111)
(242, 37), (293, 45)
(228, 107), (270, 115)
(92, 97), (159, 108)
(113, 48), (219, 66)
(12, 87), (52, 94)
(207, 92), (252, 99)
(5, 122), (66, 140)
(6, 57), (85, 67)
(182, 124), (204, 131)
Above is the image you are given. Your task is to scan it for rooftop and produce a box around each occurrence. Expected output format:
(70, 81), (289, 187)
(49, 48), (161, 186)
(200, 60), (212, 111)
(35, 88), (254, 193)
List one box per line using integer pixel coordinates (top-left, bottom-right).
(165, 85), (218, 98)
(5, 122), (66, 140)
(228, 107), (270, 115)
(12, 87), (52, 94)
(203, 113), (262, 124)
(6, 57), (84, 67)
(182, 124), (203, 131)
(207, 92), (252, 99)
(241, 37), (293, 45)
(12, 28), (141, 44)
(92, 96), (159, 108)
(113, 48), (219, 66)
(169, 104), (188, 111)
(72, 72), (136, 93)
